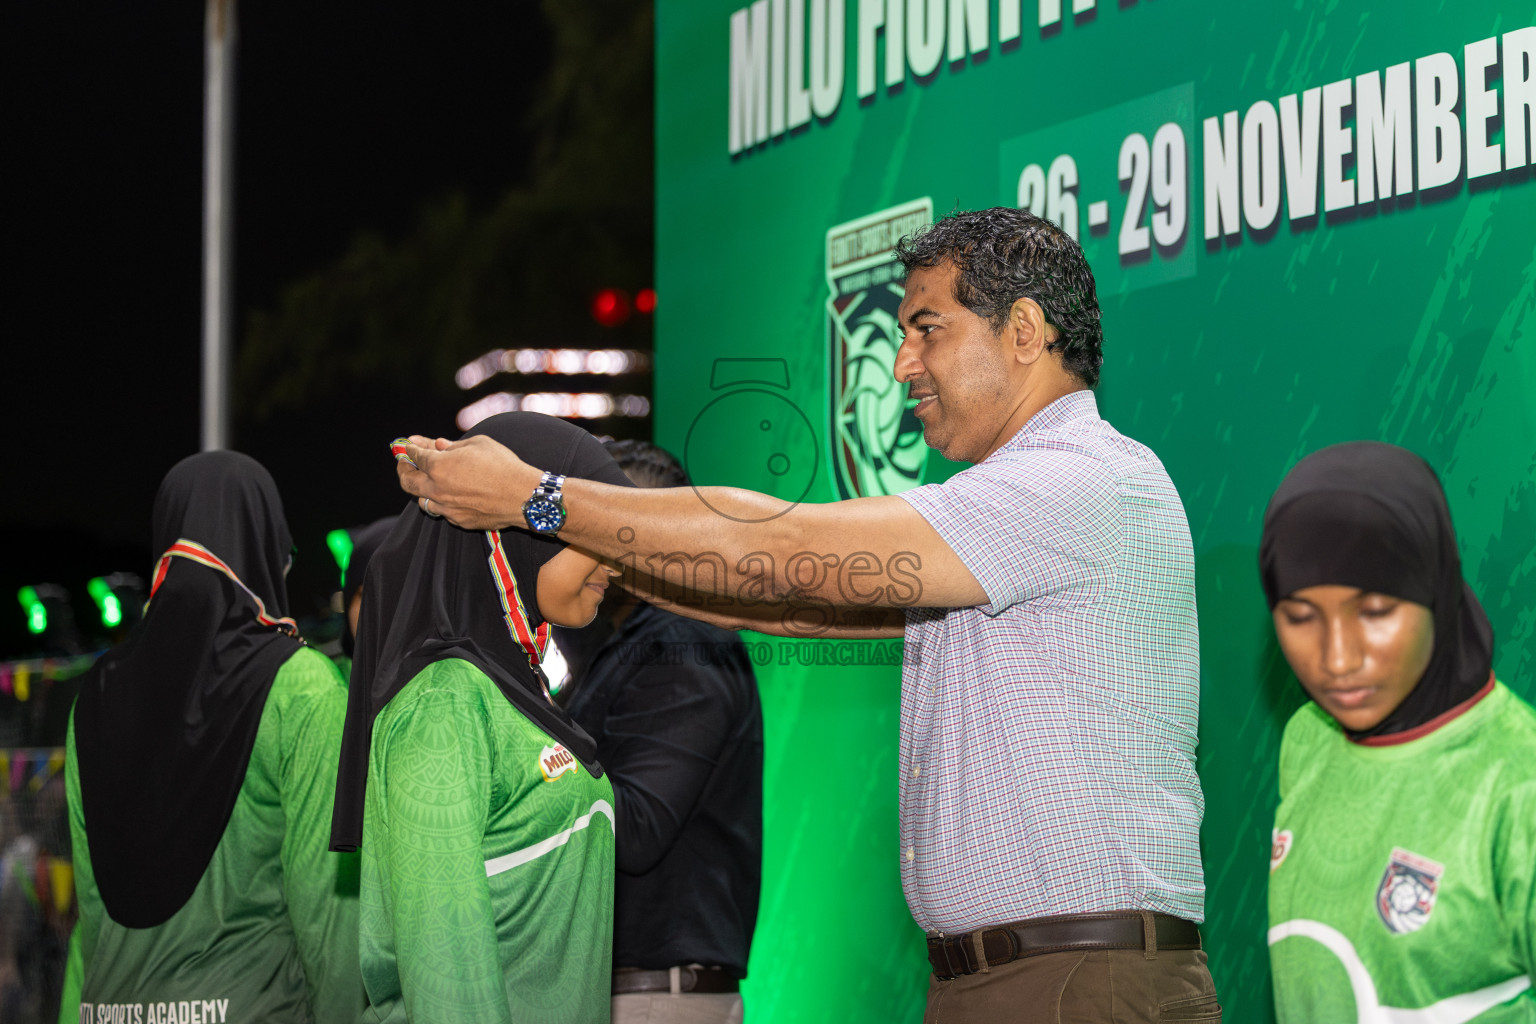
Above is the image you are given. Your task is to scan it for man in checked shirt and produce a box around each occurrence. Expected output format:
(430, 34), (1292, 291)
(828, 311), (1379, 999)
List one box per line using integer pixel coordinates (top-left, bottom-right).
(395, 207), (1219, 1023)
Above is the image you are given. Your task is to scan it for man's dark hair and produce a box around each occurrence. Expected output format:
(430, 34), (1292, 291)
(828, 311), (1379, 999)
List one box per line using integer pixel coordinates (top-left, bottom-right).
(603, 439), (691, 489)
(893, 207), (1104, 387)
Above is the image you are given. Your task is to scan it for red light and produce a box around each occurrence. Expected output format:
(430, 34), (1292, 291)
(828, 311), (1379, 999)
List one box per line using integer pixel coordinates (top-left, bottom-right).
(591, 289), (631, 327)
(635, 288), (657, 314)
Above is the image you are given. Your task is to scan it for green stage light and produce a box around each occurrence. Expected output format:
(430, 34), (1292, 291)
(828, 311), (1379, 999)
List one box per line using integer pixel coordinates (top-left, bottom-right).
(88, 577), (124, 628)
(326, 529), (355, 586)
(18, 586), (46, 635)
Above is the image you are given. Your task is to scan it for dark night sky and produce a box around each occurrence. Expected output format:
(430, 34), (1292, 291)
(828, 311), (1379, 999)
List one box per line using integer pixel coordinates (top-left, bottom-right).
(5, 1), (555, 655)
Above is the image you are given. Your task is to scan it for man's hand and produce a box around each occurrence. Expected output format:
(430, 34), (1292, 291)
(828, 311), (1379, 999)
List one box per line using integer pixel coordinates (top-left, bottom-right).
(394, 434), (533, 530)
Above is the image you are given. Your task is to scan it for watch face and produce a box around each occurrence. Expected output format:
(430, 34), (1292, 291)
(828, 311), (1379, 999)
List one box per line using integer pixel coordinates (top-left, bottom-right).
(524, 496), (565, 533)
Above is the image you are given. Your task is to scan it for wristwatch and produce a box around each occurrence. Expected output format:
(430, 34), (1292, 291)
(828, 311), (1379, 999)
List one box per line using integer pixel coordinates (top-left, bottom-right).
(522, 471), (567, 534)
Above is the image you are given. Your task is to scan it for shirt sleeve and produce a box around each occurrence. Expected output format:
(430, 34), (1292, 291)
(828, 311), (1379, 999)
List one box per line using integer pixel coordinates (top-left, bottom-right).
(1493, 779), (1536, 978)
(596, 643), (745, 875)
(899, 446), (1122, 614)
(60, 713), (93, 1024)
(271, 649), (365, 1024)
(57, 924), (82, 1024)
(372, 681), (512, 1024)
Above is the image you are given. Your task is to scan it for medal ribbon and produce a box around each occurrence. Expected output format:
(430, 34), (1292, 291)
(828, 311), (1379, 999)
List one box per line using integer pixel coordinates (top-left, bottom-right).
(485, 531), (552, 700)
(148, 540), (298, 635)
(389, 438), (417, 468)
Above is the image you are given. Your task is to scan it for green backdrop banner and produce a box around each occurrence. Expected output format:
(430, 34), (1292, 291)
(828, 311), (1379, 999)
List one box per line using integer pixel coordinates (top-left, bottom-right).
(655, 2), (1535, 1020)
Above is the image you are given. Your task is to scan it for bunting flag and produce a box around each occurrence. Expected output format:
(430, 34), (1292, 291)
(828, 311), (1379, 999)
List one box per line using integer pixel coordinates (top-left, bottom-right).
(148, 539), (297, 634)
(0, 652), (102, 702)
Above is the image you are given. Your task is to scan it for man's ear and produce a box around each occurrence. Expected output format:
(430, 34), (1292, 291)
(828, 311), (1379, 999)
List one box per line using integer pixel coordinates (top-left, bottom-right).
(1004, 296), (1057, 366)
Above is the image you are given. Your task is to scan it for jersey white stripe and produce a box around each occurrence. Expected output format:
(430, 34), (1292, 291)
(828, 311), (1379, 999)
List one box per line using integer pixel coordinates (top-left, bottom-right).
(1270, 918), (1532, 1024)
(1383, 975), (1532, 1024)
(484, 799), (615, 878)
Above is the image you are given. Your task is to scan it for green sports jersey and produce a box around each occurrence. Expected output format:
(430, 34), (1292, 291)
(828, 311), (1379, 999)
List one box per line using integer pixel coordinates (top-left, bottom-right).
(60, 646), (363, 1024)
(1269, 682), (1536, 1023)
(360, 659), (614, 1024)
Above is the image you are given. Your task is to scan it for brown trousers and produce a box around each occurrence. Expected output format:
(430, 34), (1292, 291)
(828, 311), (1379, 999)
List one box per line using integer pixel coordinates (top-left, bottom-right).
(923, 948), (1221, 1024)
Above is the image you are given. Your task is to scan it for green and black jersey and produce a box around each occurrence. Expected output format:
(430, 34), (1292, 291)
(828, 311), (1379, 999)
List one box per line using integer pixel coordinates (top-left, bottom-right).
(61, 646), (363, 1024)
(360, 659), (615, 1024)
(1269, 682), (1536, 1023)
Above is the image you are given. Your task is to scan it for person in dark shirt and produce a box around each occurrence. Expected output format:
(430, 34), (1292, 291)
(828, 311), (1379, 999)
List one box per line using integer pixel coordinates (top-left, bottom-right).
(332, 515), (396, 680)
(558, 440), (763, 1024)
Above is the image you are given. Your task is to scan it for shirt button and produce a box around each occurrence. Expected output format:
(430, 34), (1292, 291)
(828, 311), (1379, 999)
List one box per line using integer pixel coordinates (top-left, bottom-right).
(912, 765), (921, 778)
(905, 846), (915, 862)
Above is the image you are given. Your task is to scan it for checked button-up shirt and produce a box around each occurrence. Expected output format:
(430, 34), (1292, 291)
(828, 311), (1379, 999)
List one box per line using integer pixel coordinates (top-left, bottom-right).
(898, 390), (1205, 934)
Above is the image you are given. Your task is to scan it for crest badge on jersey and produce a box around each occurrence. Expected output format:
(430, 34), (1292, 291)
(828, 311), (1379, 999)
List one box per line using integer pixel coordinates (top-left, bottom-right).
(1376, 846), (1444, 934)
(826, 198), (934, 501)
(1269, 828), (1293, 872)
(539, 744), (579, 782)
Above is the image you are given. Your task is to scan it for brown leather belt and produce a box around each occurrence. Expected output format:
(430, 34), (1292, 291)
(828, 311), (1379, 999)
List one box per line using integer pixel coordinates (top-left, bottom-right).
(612, 967), (740, 995)
(927, 912), (1202, 980)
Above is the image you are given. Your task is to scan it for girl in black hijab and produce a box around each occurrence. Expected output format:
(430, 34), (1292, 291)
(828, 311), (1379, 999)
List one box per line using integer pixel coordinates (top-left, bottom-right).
(1260, 442), (1536, 1021)
(330, 412), (632, 1024)
(60, 451), (362, 1023)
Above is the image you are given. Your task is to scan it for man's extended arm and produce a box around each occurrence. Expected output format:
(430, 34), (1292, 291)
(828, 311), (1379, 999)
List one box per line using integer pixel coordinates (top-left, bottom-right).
(396, 434), (985, 611)
(621, 571), (908, 638)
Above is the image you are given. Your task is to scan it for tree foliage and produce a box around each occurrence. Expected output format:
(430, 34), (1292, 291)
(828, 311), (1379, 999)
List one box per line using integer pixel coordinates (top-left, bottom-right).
(237, 0), (655, 423)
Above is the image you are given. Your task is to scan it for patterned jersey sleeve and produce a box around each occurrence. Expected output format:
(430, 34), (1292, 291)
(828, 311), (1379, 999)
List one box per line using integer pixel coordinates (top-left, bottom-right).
(369, 680), (512, 1024)
(270, 648), (365, 1024)
(900, 446), (1122, 614)
(1493, 779), (1536, 979)
(58, 715), (91, 1024)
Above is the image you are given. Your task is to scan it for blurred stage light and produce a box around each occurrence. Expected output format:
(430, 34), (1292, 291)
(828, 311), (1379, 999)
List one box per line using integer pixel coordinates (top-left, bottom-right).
(87, 577), (123, 628)
(91, 573), (146, 632)
(552, 349), (586, 375)
(457, 392), (652, 430)
(635, 288), (657, 314)
(18, 586), (47, 634)
(591, 288), (631, 327)
(326, 529), (355, 585)
(455, 348), (652, 389)
(16, 582), (88, 651)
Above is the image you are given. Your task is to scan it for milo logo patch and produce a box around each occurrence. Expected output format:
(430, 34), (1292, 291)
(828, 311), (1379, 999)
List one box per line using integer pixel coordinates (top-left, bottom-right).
(539, 744), (579, 782)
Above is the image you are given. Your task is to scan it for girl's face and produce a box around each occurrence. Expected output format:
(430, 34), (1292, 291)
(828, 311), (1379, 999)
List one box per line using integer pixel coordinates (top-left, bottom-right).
(1272, 585), (1435, 732)
(536, 546), (619, 627)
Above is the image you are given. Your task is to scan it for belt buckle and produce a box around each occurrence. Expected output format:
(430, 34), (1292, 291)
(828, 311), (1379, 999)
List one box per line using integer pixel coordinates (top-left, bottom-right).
(941, 939), (958, 981)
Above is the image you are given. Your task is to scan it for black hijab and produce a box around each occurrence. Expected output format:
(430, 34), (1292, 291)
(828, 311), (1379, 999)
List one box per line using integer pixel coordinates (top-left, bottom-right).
(1259, 441), (1494, 741)
(330, 413), (634, 851)
(73, 451), (303, 927)
(340, 517), (396, 658)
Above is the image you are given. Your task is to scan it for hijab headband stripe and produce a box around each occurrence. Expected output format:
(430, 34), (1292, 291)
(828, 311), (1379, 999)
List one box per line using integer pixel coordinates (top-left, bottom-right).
(485, 531), (549, 665)
(149, 540), (298, 634)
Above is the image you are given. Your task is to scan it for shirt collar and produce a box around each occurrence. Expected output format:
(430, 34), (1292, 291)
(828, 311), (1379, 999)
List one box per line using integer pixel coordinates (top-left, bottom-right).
(991, 389), (1099, 457)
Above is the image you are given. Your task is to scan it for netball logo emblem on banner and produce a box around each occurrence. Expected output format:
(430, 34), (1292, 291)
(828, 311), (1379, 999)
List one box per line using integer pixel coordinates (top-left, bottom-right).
(826, 198), (933, 500)
(1376, 847), (1444, 934)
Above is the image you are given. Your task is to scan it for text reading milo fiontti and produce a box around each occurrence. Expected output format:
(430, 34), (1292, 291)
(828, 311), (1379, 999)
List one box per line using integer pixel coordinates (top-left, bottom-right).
(82, 999), (230, 1024)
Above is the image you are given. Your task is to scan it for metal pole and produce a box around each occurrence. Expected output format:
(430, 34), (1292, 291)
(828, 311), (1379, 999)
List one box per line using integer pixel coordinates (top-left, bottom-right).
(201, 0), (236, 451)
